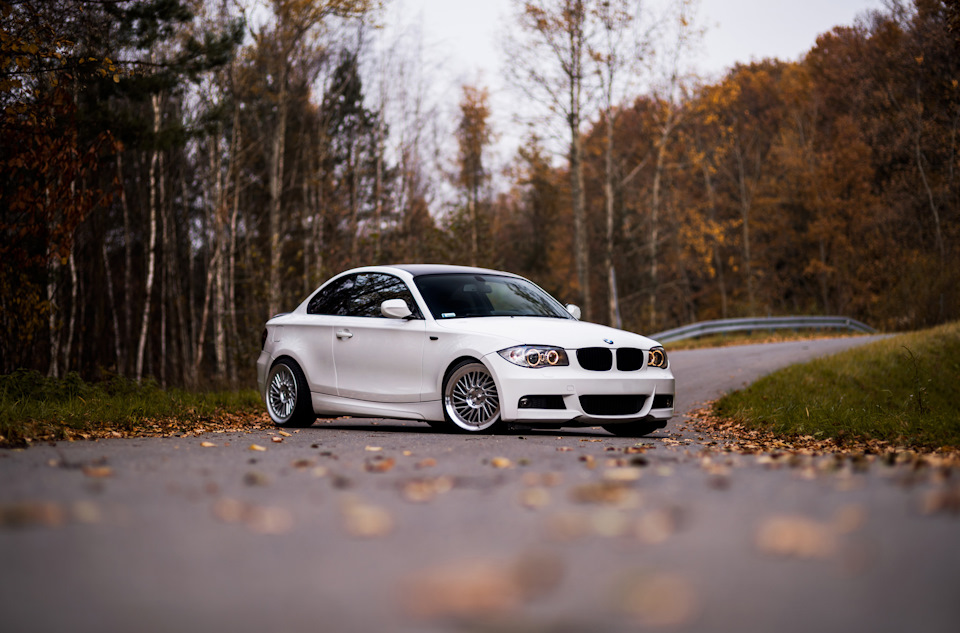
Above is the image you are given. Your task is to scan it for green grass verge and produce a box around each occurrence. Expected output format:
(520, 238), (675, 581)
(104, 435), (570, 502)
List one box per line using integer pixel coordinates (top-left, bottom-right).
(0, 370), (263, 447)
(714, 322), (960, 449)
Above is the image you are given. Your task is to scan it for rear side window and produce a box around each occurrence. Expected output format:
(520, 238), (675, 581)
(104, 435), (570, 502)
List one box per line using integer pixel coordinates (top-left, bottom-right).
(307, 273), (420, 318)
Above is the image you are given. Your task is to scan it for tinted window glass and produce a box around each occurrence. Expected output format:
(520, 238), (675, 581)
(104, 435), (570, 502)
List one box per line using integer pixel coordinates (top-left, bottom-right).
(307, 273), (419, 318)
(414, 274), (571, 319)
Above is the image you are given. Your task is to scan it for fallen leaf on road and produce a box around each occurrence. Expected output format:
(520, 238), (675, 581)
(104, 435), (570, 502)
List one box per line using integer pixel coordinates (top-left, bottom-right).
(0, 501), (66, 528)
(545, 512), (591, 541)
(522, 472), (562, 487)
(591, 509), (629, 537)
(400, 553), (563, 619)
(635, 507), (683, 545)
(243, 471), (270, 486)
(921, 485), (960, 515)
(246, 506), (294, 535)
(212, 498), (293, 535)
(756, 515), (837, 558)
(616, 571), (699, 627)
(833, 505), (867, 533)
(365, 456), (396, 473)
(490, 457), (512, 469)
(365, 446), (383, 452)
(415, 458), (437, 469)
(341, 496), (394, 538)
(402, 476), (454, 503)
(71, 501), (102, 524)
(277, 431), (292, 437)
(82, 466), (113, 478)
(200, 441), (216, 448)
(604, 467), (643, 482)
(291, 458), (315, 470)
(519, 487), (551, 510)
(569, 481), (636, 506)
(249, 444), (266, 452)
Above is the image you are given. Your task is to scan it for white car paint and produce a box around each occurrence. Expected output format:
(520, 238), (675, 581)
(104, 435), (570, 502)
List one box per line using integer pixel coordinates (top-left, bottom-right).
(257, 264), (675, 433)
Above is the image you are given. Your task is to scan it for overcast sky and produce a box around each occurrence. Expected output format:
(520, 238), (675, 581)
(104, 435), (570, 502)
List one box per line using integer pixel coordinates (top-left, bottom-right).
(386, 0), (885, 82)
(380, 0), (887, 167)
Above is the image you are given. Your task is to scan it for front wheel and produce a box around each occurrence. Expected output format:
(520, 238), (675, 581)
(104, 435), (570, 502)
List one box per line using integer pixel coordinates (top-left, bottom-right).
(602, 420), (665, 437)
(442, 360), (503, 433)
(265, 360), (315, 428)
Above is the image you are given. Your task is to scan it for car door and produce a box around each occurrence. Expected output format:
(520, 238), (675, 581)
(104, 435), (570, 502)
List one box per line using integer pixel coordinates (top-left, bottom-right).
(289, 276), (361, 396)
(330, 273), (426, 403)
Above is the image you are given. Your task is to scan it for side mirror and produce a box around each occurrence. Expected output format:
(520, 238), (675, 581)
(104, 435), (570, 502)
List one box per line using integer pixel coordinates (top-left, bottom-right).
(381, 298), (413, 319)
(566, 304), (581, 320)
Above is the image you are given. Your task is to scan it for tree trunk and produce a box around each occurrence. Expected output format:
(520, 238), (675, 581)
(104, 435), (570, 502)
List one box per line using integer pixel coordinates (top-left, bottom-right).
(603, 109), (619, 328)
(193, 250), (221, 380)
(46, 249), (61, 378)
(64, 250), (78, 374)
(349, 142), (361, 265)
(700, 158), (728, 319)
(648, 121), (671, 332)
(136, 93), (162, 381)
(374, 114), (385, 263)
(734, 139), (756, 314)
(268, 66), (288, 318)
(569, 11), (590, 321)
(158, 148), (168, 388)
(102, 241), (122, 371)
(211, 125), (227, 382)
(118, 154), (133, 376)
(180, 168), (197, 388)
(227, 114), (242, 388)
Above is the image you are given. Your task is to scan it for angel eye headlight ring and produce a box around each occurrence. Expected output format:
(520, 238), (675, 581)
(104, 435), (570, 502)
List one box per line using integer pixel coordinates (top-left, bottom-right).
(498, 345), (569, 368)
(648, 346), (668, 369)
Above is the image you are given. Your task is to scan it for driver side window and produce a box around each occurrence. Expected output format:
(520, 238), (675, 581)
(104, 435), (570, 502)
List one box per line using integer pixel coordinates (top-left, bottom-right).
(307, 273), (420, 318)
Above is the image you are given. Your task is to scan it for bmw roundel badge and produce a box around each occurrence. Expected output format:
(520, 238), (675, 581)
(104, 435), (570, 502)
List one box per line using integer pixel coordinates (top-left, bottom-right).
(604, 338), (614, 345)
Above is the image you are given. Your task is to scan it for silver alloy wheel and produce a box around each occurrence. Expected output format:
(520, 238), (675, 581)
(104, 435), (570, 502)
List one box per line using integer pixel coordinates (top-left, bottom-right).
(444, 362), (501, 431)
(267, 363), (298, 423)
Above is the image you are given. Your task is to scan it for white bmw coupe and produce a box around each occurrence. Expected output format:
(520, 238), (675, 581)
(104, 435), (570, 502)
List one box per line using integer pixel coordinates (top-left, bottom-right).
(257, 265), (675, 435)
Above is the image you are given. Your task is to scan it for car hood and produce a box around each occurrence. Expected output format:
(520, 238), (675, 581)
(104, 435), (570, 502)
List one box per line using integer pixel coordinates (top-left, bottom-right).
(434, 317), (661, 350)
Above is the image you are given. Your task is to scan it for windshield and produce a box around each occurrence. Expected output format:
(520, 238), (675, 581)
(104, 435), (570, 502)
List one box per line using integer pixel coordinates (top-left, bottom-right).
(414, 274), (573, 320)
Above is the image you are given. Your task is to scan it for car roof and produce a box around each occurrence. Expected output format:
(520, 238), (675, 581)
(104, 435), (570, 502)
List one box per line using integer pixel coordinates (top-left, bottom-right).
(384, 264), (521, 278)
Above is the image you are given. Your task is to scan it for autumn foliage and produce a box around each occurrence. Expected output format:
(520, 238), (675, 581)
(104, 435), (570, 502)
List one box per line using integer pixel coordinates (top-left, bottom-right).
(0, 0), (957, 387)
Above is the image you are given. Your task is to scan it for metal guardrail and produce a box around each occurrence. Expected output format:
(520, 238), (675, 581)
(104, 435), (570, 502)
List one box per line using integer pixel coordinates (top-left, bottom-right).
(650, 316), (877, 344)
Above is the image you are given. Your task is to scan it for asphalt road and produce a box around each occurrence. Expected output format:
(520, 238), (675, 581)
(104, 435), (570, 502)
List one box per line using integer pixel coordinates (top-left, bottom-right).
(2, 336), (958, 633)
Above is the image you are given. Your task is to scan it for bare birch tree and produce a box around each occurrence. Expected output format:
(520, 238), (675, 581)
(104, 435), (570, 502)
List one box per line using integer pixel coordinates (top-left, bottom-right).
(506, 0), (595, 320)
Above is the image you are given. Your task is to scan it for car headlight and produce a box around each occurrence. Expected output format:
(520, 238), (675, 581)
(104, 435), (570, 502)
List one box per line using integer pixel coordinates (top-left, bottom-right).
(648, 346), (668, 369)
(498, 345), (569, 368)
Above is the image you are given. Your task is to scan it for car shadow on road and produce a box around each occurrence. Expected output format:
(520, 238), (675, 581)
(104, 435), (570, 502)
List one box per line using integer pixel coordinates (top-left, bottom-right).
(305, 418), (671, 440)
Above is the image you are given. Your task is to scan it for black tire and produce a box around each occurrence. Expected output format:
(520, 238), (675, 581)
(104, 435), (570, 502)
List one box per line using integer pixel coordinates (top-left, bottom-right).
(442, 359), (503, 433)
(601, 420), (665, 437)
(265, 360), (315, 428)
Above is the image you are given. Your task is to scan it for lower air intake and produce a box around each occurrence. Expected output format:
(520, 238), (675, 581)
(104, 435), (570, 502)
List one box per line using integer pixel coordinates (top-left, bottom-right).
(579, 395), (647, 416)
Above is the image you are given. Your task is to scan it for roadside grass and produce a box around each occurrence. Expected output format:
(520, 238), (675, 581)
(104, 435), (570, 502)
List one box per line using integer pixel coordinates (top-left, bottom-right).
(0, 370), (265, 447)
(714, 322), (960, 449)
(664, 328), (867, 351)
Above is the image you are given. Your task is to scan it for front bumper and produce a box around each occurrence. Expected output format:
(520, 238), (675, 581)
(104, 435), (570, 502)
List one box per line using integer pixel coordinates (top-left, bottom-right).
(484, 352), (675, 426)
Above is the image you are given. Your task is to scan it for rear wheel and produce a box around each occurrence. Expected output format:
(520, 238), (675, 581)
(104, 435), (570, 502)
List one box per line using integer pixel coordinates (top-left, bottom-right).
(602, 420), (665, 437)
(442, 360), (502, 433)
(265, 360), (315, 428)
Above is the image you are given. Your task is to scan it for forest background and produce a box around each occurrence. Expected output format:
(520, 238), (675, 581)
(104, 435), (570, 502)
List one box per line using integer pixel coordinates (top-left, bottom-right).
(1, 0), (957, 389)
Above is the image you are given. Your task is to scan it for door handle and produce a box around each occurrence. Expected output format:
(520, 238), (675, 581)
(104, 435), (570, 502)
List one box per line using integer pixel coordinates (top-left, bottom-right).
(336, 329), (353, 340)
